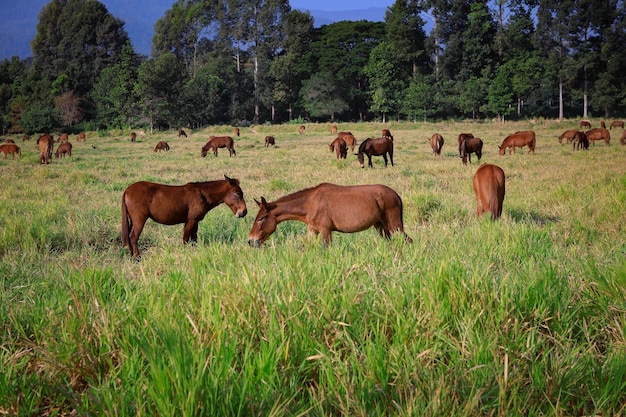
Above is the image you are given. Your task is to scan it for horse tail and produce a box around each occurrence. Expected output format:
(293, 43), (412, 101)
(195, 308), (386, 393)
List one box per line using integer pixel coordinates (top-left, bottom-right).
(489, 168), (505, 220)
(121, 191), (130, 247)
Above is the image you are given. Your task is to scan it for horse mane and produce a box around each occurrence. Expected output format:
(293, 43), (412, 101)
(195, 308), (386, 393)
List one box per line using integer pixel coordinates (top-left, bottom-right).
(273, 183), (330, 204)
(357, 139), (371, 153)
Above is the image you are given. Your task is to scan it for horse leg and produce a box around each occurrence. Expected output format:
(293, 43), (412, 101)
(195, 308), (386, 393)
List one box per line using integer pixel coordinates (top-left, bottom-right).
(129, 217), (147, 258)
(375, 223), (391, 240)
(368, 155), (373, 168)
(382, 154), (388, 167)
(183, 220), (199, 244)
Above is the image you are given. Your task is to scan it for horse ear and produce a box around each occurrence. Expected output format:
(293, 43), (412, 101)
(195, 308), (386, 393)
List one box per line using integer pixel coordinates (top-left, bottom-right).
(254, 198), (262, 207)
(224, 174), (231, 181)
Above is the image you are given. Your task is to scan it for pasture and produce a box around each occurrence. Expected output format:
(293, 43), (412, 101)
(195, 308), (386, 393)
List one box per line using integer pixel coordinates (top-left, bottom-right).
(1, 120), (625, 416)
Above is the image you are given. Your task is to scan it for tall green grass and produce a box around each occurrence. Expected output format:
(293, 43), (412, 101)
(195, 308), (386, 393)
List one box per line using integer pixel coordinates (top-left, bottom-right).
(1, 121), (625, 416)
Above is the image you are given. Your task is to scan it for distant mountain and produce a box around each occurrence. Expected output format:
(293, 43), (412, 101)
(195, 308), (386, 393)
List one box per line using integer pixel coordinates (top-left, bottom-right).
(0, 1), (387, 60)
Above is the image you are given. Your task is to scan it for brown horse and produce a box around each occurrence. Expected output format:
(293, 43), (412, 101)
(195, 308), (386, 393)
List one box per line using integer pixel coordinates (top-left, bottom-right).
(329, 137), (347, 159)
(201, 136), (236, 157)
(234, 127), (240, 137)
(579, 120), (592, 129)
(610, 120), (624, 130)
(357, 137), (394, 168)
(558, 129), (578, 144)
(498, 130), (536, 155)
(130, 132), (137, 142)
(0, 143), (21, 159)
(55, 142), (72, 158)
(621, 130), (626, 146)
(331, 125), (338, 135)
(154, 141), (170, 152)
(247, 183), (412, 246)
(337, 131), (357, 151)
(37, 134), (54, 164)
(457, 133), (474, 156)
(382, 129), (394, 142)
(58, 133), (69, 142)
(572, 131), (589, 150)
(178, 129), (187, 138)
(298, 125), (306, 134)
(473, 163), (505, 220)
(76, 132), (86, 142)
(265, 136), (275, 147)
(429, 133), (444, 156)
(121, 175), (247, 257)
(460, 137), (483, 165)
(586, 128), (610, 146)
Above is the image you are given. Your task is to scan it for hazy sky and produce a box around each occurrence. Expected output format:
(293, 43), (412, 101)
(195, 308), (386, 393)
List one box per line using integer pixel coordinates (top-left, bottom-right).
(290, 0), (393, 11)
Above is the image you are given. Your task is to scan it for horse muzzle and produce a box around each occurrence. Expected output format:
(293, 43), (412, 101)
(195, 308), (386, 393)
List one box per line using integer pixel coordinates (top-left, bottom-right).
(236, 209), (247, 218)
(248, 238), (262, 247)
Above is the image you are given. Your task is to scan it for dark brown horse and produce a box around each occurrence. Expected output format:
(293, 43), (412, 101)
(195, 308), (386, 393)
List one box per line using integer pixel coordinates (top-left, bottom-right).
(473, 163), (505, 220)
(201, 136), (236, 157)
(121, 175), (247, 257)
(337, 131), (357, 151)
(558, 129), (578, 144)
(610, 120), (624, 130)
(130, 132), (137, 142)
(586, 128), (610, 146)
(265, 135), (275, 147)
(357, 137), (394, 168)
(55, 142), (72, 158)
(457, 133), (474, 156)
(382, 129), (394, 142)
(430, 133), (444, 156)
(178, 129), (187, 138)
(37, 134), (54, 164)
(247, 183), (412, 246)
(0, 143), (21, 159)
(329, 137), (347, 159)
(498, 130), (536, 155)
(460, 137), (483, 165)
(154, 141), (170, 152)
(572, 131), (589, 150)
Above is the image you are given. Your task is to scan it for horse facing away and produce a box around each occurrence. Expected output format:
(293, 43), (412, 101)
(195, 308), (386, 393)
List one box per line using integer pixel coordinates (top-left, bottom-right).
(248, 183), (412, 247)
(37, 134), (54, 164)
(357, 137), (394, 168)
(121, 175), (247, 257)
(473, 163), (505, 220)
(498, 130), (536, 155)
(329, 137), (347, 159)
(460, 137), (483, 165)
(430, 133), (444, 156)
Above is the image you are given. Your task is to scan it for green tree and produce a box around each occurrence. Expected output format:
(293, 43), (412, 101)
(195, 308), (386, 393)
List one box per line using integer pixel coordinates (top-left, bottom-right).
(385, 0), (428, 76)
(365, 42), (406, 122)
(31, 0), (131, 99)
(401, 73), (437, 122)
(300, 72), (348, 120)
(458, 76), (487, 120)
(487, 65), (513, 122)
(180, 68), (227, 127)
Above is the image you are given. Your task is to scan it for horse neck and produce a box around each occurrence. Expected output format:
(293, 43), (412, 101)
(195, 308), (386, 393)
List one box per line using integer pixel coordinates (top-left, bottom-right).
(199, 180), (228, 203)
(272, 192), (310, 223)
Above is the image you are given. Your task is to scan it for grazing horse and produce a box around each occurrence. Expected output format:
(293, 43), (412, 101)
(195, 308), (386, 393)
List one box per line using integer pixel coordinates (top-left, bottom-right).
(0, 143), (21, 159)
(357, 137), (394, 168)
(234, 127), (240, 137)
(572, 131), (589, 150)
(498, 130), (536, 155)
(382, 129), (394, 142)
(457, 133), (475, 156)
(337, 131), (357, 151)
(429, 133), (444, 156)
(22, 135), (30, 142)
(55, 142), (72, 158)
(178, 129), (187, 138)
(331, 125), (338, 134)
(201, 136), (236, 157)
(586, 128), (610, 146)
(58, 133), (69, 142)
(154, 141), (170, 152)
(473, 163), (505, 220)
(329, 137), (347, 159)
(76, 132), (86, 142)
(620, 130), (626, 146)
(247, 183), (412, 247)
(130, 132), (137, 142)
(610, 120), (624, 130)
(558, 129), (578, 144)
(37, 134), (54, 164)
(299, 125), (306, 134)
(460, 137), (483, 165)
(579, 120), (592, 129)
(265, 136), (275, 147)
(121, 175), (247, 257)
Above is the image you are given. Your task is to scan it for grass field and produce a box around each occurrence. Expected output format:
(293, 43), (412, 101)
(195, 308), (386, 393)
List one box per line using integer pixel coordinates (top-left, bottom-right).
(1, 120), (625, 416)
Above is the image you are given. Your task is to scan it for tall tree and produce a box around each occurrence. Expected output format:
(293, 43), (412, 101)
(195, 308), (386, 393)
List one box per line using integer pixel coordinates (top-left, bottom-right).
(365, 42), (406, 122)
(31, 0), (131, 98)
(385, 0), (428, 76)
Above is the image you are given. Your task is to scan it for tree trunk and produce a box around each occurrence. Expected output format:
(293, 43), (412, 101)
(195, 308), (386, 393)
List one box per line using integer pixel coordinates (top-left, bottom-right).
(559, 76), (564, 120)
(583, 64), (588, 118)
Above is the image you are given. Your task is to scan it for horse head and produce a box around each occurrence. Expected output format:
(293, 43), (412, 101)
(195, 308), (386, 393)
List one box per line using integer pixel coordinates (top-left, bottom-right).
(248, 197), (278, 247)
(223, 175), (247, 218)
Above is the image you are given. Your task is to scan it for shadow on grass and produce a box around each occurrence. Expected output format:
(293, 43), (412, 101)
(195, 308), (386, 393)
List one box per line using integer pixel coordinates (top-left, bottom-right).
(507, 208), (560, 225)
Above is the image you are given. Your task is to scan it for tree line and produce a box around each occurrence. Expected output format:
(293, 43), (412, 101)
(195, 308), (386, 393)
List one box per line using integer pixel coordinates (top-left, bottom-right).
(0, 0), (624, 135)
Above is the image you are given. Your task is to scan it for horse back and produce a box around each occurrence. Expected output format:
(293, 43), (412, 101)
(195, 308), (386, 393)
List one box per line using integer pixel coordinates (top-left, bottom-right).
(474, 164), (505, 220)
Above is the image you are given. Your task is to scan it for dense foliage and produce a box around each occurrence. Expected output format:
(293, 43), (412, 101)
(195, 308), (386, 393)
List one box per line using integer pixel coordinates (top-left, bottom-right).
(0, 0), (625, 133)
